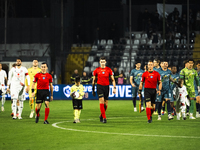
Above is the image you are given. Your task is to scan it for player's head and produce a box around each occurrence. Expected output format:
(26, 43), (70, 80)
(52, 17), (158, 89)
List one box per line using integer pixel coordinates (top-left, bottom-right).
(184, 59), (189, 68)
(16, 58), (22, 66)
(135, 61), (141, 69)
(168, 65), (172, 71)
(171, 65), (177, 74)
(99, 57), (106, 68)
(144, 65), (147, 71)
(196, 60), (200, 70)
(153, 58), (160, 67)
(0, 63), (2, 70)
(160, 59), (168, 69)
(83, 71), (87, 76)
(75, 76), (80, 85)
(32, 60), (39, 67)
(178, 78), (184, 88)
(74, 69), (78, 74)
(114, 67), (117, 72)
(147, 60), (154, 71)
(41, 62), (48, 73)
(188, 58), (194, 69)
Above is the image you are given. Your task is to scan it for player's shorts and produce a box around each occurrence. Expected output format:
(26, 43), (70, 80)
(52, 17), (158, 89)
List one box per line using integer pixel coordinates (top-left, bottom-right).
(131, 86), (139, 98)
(144, 88), (157, 104)
(186, 87), (195, 98)
(169, 90), (175, 102)
(11, 85), (26, 100)
(156, 89), (172, 102)
(72, 99), (83, 109)
(36, 89), (50, 104)
(97, 84), (109, 100)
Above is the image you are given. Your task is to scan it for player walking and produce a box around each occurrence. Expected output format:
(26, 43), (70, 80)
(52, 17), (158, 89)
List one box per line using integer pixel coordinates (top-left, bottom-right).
(138, 60), (162, 123)
(7, 58), (30, 119)
(180, 59), (200, 119)
(26, 60), (41, 118)
(92, 57), (116, 123)
(194, 60), (200, 118)
(32, 62), (53, 124)
(130, 61), (144, 112)
(0, 63), (8, 111)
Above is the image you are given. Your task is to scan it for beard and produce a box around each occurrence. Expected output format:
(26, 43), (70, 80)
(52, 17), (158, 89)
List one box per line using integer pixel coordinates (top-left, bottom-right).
(17, 63), (21, 66)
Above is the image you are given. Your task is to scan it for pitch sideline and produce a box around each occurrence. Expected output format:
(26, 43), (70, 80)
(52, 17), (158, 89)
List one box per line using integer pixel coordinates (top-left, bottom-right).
(52, 117), (200, 139)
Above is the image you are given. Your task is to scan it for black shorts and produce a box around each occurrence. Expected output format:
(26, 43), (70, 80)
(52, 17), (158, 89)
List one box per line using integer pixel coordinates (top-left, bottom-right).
(72, 99), (83, 109)
(36, 89), (50, 104)
(144, 88), (157, 104)
(97, 84), (109, 100)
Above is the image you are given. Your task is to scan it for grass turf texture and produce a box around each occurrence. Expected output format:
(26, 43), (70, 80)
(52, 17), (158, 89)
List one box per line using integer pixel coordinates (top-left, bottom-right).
(1, 100), (200, 150)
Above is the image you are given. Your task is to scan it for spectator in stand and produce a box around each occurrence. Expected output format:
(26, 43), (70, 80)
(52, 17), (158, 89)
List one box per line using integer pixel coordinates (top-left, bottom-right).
(142, 8), (151, 31)
(173, 15), (180, 33)
(113, 67), (119, 84)
(118, 70), (126, 85)
(153, 10), (160, 30)
(71, 69), (79, 84)
(196, 10), (200, 31)
(81, 72), (90, 84)
(166, 32), (175, 45)
(172, 7), (180, 19)
(50, 70), (57, 84)
(146, 20), (154, 39)
(152, 30), (158, 50)
(181, 14), (187, 28)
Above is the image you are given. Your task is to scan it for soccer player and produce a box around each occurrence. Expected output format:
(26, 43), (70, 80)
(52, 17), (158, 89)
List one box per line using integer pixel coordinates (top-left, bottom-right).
(0, 63), (8, 111)
(70, 76), (84, 123)
(153, 58), (160, 71)
(32, 62), (53, 124)
(7, 58), (30, 119)
(156, 60), (173, 120)
(194, 60), (200, 118)
(180, 59), (200, 119)
(138, 60), (162, 123)
(170, 65), (179, 115)
(92, 57), (116, 123)
(26, 60), (41, 118)
(130, 61), (144, 112)
(173, 78), (190, 120)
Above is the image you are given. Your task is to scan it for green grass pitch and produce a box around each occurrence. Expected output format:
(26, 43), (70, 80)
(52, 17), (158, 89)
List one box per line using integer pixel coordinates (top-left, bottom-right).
(1, 100), (200, 150)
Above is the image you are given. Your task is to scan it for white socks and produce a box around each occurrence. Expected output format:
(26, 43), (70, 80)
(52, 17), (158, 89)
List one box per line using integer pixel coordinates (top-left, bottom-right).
(18, 101), (24, 117)
(1, 94), (5, 106)
(12, 99), (17, 116)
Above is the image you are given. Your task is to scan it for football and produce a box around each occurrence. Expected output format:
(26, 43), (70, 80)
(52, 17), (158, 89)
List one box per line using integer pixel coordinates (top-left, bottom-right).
(73, 91), (80, 99)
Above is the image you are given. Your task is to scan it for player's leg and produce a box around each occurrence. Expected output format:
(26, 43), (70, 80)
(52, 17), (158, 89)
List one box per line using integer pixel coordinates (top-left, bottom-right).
(44, 90), (51, 124)
(17, 87), (26, 119)
(196, 96), (200, 118)
(132, 86), (137, 112)
(156, 93), (162, 120)
(12, 98), (17, 119)
(188, 89), (196, 119)
(35, 90), (43, 123)
(181, 105), (187, 120)
(77, 100), (83, 122)
(162, 99), (166, 115)
(104, 100), (108, 112)
(1, 87), (6, 111)
(144, 89), (154, 123)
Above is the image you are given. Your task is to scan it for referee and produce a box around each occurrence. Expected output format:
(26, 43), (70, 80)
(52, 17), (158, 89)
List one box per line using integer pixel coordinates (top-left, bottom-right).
(92, 57), (116, 123)
(138, 60), (162, 123)
(32, 62), (53, 124)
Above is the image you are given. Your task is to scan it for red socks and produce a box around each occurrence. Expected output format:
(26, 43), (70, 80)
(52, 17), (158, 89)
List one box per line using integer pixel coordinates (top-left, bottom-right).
(100, 104), (106, 119)
(146, 107), (151, 120)
(44, 108), (50, 121)
(151, 108), (155, 116)
(35, 108), (40, 117)
(104, 104), (107, 111)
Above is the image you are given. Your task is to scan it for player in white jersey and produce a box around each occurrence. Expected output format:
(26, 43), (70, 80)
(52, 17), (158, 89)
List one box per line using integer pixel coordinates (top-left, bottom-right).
(0, 63), (8, 111)
(7, 58), (30, 119)
(173, 78), (190, 120)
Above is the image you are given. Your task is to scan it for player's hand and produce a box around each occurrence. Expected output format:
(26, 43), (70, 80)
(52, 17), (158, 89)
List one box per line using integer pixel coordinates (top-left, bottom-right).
(157, 90), (161, 96)
(198, 86), (200, 94)
(138, 93), (141, 99)
(26, 85), (30, 93)
(6, 88), (10, 93)
(92, 91), (96, 97)
(113, 88), (116, 94)
(50, 96), (53, 101)
(32, 92), (35, 97)
(132, 84), (136, 87)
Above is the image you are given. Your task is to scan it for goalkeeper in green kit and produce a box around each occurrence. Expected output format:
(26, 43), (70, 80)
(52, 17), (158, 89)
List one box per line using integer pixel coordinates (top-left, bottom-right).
(180, 59), (200, 119)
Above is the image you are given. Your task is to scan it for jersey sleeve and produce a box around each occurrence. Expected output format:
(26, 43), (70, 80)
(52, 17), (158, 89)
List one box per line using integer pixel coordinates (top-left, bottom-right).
(70, 85), (75, 94)
(33, 74), (38, 82)
(130, 70), (134, 77)
(49, 74), (53, 83)
(179, 69), (185, 79)
(173, 87), (176, 95)
(157, 72), (161, 81)
(109, 68), (114, 76)
(194, 70), (200, 86)
(141, 72), (145, 83)
(4, 70), (7, 78)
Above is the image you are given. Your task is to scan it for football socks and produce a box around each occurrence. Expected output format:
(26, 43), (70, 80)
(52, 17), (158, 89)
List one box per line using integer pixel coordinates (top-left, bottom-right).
(133, 97), (136, 108)
(18, 101), (24, 117)
(196, 102), (199, 112)
(100, 103), (106, 119)
(74, 109), (78, 120)
(158, 102), (162, 115)
(1, 94), (5, 107)
(35, 108), (40, 117)
(167, 101), (171, 115)
(29, 98), (34, 111)
(189, 100), (194, 113)
(44, 108), (50, 121)
(146, 107), (151, 120)
(12, 99), (17, 117)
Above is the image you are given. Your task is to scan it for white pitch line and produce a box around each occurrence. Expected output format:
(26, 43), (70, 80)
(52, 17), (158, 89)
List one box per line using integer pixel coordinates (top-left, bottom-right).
(52, 118), (200, 139)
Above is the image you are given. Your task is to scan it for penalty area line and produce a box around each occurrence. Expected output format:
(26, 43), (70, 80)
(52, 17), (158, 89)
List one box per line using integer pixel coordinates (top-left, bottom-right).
(52, 119), (200, 139)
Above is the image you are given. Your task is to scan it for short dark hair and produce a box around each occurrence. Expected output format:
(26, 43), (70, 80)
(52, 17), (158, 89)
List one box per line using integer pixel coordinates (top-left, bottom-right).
(188, 58), (195, 63)
(41, 62), (48, 67)
(135, 60), (141, 64)
(160, 59), (167, 63)
(75, 76), (80, 83)
(16, 58), (22, 61)
(100, 57), (106, 61)
(171, 65), (177, 68)
(148, 60), (153, 63)
(178, 78), (184, 87)
(154, 58), (160, 64)
(196, 60), (200, 65)
(183, 59), (189, 66)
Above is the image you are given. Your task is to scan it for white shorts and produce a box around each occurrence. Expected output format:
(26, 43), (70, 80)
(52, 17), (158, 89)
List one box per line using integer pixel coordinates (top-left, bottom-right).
(11, 85), (26, 100)
(0, 84), (6, 94)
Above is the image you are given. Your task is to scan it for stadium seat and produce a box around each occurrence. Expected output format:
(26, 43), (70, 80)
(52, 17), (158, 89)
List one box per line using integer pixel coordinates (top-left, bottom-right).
(175, 33), (181, 38)
(181, 44), (187, 50)
(131, 52), (137, 57)
(127, 39), (133, 44)
(124, 52), (129, 56)
(103, 52), (110, 57)
(84, 67), (90, 72)
(96, 52), (103, 57)
(134, 39), (140, 45)
(90, 66), (96, 72)
(87, 56), (94, 62)
(147, 39), (152, 45)
(132, 45), (139, 50)
(140, 39), (146, 45)
(93, 62), (99, 67)
(190, 32), (196, 38)
(85, 61), (91, 67)
(91, 45), (98, 51)
(125, 45), (130, 50)
(174, 39), (180, 45)
(100, 39), (106, 45)
(105, 45), (112, 51)
(107, 39), (113, 45)
(174, 44), (180, 50)
(181, 39), (187, 44)
(135, 33), (141, 39)
(141, 33), (148, 39)
(189, 45), (194, 50)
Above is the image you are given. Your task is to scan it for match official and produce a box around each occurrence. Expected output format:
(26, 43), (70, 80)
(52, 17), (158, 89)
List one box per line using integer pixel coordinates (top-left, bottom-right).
(92, 57), (116, 123)
(138, 60), (162, 123)
(32, 62), (53, 124)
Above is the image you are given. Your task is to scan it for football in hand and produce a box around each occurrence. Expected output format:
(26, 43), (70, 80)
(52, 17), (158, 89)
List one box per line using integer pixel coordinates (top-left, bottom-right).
(73, 91), (80, 99)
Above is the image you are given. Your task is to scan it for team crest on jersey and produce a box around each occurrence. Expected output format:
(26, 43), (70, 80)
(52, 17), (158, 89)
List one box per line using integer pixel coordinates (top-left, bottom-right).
(102, 71), (105, 74)
(63, 85), (71, 98)
(47, 96), (49, 99)
(150, 76), (153, 78)
(43, 77), (45, 79)
(77, 90), (80, 92)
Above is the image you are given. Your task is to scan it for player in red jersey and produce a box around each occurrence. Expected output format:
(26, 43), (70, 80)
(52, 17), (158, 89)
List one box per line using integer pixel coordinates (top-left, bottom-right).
(138, 60), (162, 123)
(92, 57), (116, 123)
(32, 62), (53, 124)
